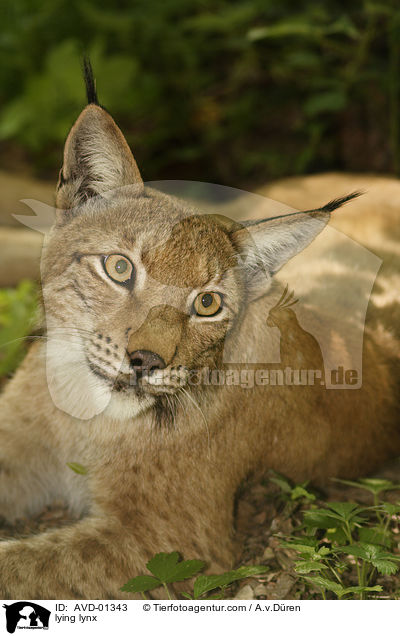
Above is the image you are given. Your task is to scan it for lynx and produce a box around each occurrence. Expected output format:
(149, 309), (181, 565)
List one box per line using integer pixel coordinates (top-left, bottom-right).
(0, 65), (399, 600)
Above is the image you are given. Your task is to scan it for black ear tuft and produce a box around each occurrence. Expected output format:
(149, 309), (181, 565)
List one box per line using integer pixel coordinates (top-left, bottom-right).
(82, 56), (99, 105)
(318, 191), (364, 213)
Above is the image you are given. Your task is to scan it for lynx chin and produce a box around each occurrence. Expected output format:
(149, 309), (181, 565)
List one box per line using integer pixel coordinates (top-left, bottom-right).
(0, 62), (399, 599)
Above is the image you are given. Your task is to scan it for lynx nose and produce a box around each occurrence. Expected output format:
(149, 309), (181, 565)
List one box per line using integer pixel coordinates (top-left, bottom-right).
(129, 350), (166, 372)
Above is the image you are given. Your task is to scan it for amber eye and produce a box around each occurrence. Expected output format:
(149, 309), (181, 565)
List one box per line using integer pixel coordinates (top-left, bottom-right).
(193, 292), (223, 317)
(103, 254), (133, 286)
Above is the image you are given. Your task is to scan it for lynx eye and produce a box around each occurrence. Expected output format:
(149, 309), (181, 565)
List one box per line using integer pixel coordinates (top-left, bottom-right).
(193, 292), (223, 317)
(103, 254), (134, 286)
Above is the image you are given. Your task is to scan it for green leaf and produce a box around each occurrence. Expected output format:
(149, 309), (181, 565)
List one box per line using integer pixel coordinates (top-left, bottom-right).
(325, 526), (348, 544)
(334, 478), (400, 495)
(358, 526), (392, 548)
(0, 281), (38, 376)
(281, 540), (331, 560)
(339, 543), (371, 560)
(193, 565), (267, 599)
(120, 575), (161, 593)
(373, 560), (398, 576)
(291, 486), (316, 501)
(66, 462), (88, 475)
(269, 471), (293, 494)
(247, 17), (359, 42)
(144, 553), (205, 584)
(279, 541), (319, 555)
(146, 552), (180, 582)
(163, 559), (206, 584)
(302, 576), (382, 599)
(303, 575), (343, 596)
(326, 502), (363, 521)
(304, 502), (366, 531)
(295, 561), (328, 574)
(318, 546), (331, 557)
(340, 542), (400, 573)
(338, 585), (383, 598)
(380, 502), (400, 516)
(358, 478), (399, 493)
(304, 91), (347, 117)
(303, 510), (343, 529)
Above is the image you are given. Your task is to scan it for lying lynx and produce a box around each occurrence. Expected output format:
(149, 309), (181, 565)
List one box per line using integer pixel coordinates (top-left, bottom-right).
(0, 67), (399, 599)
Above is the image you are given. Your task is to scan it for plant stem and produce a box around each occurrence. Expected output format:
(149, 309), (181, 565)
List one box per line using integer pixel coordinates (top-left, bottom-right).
(367, 566), (376, 586)
(344, 521), (353, 544)
(360, 560), (366, 587)
(359, 561), (368, 599)
(344, 520), (362, 589)
(162, 582), (172, 600)
(328, 563), (343, 585)
(374, 493), (383, 525)
(383, 512), (392, 537)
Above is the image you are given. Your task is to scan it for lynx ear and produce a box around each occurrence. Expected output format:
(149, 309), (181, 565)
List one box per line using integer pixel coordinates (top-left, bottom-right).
(56, 104), (143, 211)
(232, 193), (361, 300)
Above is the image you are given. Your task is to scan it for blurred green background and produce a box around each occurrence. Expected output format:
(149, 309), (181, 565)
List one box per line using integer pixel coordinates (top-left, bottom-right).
(1, 0), (400, 188)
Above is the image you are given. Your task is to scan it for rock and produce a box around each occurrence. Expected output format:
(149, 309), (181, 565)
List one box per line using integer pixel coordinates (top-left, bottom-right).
(235, 584), (254, 600)
(275, 551), (293, 570)
(270, 518), (280, 533)
(262, 547), (275, 560)
(265, 573), (294, 599)
(253, 583), (268, 597)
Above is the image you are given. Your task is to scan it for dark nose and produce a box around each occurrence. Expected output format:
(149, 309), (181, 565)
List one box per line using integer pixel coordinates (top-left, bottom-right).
(128, 349), (166, 372)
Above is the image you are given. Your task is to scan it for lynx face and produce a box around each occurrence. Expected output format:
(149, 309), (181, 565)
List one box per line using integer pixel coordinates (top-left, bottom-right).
(39, 104), (356, 421)
(42, 187), (245, 420)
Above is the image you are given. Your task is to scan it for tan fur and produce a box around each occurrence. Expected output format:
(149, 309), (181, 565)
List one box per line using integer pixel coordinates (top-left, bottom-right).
(0, 105), (399, 599)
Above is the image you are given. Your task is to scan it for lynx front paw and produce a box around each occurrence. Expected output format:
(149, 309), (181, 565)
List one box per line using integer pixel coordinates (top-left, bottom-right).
(0, 519), (142, 600)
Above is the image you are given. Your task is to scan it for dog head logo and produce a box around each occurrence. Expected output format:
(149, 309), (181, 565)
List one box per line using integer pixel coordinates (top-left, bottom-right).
(3, 602), (50, 633)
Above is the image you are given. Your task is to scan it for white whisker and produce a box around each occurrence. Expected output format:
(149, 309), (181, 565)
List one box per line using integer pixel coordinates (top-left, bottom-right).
(180, 387), (211, 454)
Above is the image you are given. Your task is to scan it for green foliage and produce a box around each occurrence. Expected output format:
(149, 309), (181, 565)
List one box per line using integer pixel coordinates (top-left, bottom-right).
(121, 552), (267, 599)
(67, 462), (88, 475)
(303, 502), (368, 531)
(0, 280), (38, 376)
(1, 1), (400, 181)
(334, 478), (400, 499)
(269, 470), (316, 502)
(122, 552), (206, 598)
(274, 474), (400, 599)
(302, 575), (382, 600)
(121, 575), (161, 594)
(339, 543), (400, 575)
(146, 552), (205, 584)
(193, 565), (267, 599)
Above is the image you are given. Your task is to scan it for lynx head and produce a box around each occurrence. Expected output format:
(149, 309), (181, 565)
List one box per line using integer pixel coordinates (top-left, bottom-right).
(39, 65), (359, 421)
